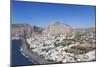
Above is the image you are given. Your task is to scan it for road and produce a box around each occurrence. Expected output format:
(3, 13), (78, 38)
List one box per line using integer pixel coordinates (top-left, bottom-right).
(21, 39), (52, 65)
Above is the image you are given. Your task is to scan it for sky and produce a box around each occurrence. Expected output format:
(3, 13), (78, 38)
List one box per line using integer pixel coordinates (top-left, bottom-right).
(11, 1), (96, 28)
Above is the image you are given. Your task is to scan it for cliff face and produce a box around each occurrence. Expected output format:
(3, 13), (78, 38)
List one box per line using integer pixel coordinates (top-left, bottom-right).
(11, 24), (33, 39)
(11, 24), (43, 39)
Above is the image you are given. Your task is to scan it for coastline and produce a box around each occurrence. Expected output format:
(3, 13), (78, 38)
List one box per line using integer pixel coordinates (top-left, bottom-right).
(20, 47), (38, 64)
(12, 37), (96, 65)
(11, 39), (34, 66)
(20, 38), (52, 65)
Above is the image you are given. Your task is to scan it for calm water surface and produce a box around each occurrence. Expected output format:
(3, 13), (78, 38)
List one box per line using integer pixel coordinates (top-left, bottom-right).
(11, 39), (33, 66)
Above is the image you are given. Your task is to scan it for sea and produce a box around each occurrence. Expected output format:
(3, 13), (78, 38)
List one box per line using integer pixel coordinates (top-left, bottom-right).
(11, 39), (33, 66)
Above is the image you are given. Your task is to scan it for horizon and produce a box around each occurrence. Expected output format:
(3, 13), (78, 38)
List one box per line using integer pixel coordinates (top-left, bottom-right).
(11, 1), (96, 28)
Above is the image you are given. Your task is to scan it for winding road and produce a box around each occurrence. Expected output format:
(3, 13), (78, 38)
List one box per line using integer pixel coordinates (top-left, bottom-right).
(21, 39), (52, 65)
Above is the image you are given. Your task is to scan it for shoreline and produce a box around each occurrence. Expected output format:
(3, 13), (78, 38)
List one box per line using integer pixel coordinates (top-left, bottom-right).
(20, 47), (38, 64)
(12, 37), (96, 65)
(20, 38), (52, 64)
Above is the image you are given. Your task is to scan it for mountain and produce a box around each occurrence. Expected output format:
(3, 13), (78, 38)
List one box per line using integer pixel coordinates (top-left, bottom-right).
(74, 27), (95, 33)
(11, 22), (95, 39)
(11, 24), (33, 38)
(11, 24), (43, 39)
(42, 22), (73, 35)
(33, 26), (43, 34)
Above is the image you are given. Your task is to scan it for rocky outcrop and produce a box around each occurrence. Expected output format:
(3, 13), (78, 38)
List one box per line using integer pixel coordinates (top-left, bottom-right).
(11, 24), (43, 39)
(11, 24), (33, 39)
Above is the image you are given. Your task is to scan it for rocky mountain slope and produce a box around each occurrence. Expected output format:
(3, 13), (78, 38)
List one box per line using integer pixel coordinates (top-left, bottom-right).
(11, 22), (95, 38)
(11, 24), (42, 39)
(42, 22), (73, 36)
